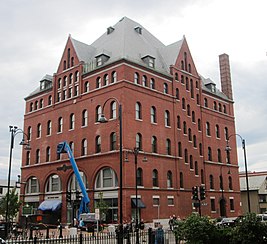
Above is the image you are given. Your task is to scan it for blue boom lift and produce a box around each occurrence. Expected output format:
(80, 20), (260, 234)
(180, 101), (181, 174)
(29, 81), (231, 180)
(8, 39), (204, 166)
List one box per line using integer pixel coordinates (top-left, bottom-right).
(57, 141), (90, 221)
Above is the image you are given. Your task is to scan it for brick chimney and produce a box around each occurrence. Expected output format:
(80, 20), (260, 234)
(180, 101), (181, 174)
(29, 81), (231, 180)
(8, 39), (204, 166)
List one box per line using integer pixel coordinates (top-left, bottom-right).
(219, 53), (233, 100)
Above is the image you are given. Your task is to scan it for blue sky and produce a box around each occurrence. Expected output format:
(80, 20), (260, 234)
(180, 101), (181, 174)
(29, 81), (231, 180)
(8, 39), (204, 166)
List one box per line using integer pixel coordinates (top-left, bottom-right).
(1, 0), (267, 180)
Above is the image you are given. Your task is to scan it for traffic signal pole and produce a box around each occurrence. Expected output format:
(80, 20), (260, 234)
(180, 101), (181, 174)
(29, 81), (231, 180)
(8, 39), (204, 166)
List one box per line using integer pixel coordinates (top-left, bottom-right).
(192, 186), (206, 216)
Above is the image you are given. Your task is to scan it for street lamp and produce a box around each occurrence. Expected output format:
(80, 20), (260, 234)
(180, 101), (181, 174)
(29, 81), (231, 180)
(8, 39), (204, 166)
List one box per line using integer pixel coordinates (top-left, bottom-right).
(6, 126), (30, 234)
(99, 98), (123, 243)
(125, 147), (147, 244)
(219, 165), (231, 217)
(225, 134), (251, 213)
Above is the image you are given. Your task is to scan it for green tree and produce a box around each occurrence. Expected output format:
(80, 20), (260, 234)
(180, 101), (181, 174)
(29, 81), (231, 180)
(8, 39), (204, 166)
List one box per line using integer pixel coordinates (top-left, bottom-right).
(232, 213), (267, 244)
(0, 188), (22, 221)
(95, 192), (109, 222)
(177, 213), (217, 244)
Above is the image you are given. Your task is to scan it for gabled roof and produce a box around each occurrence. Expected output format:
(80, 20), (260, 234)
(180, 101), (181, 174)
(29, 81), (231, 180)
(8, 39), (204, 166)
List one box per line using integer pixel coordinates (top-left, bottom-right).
(70, 17), (183, 75)
(240, 175), (266, 191)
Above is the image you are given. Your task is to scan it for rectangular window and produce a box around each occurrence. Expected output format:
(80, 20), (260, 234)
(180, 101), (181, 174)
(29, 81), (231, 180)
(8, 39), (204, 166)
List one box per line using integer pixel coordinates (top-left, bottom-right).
(230, 198), (235, 211)
(211, 198), (216, 212)
(167, 197), (174, 206)
(153, 197), (160, 206)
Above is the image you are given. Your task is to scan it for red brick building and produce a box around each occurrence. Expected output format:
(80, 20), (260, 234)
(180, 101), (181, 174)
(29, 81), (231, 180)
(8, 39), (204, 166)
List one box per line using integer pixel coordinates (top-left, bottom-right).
(21, 17), (241, 225)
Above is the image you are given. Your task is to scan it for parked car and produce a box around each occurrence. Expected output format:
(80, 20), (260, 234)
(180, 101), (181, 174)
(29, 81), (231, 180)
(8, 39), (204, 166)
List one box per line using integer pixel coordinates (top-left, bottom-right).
(257, 214), (267, 222)
(216, 217), (238, 227)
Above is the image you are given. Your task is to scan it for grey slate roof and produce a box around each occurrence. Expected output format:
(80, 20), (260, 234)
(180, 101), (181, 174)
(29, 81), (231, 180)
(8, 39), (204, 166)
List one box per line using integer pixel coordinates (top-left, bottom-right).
(26, 74), (53, 98)
(71, 16), (183, 76)
(240, 175), (266, 191)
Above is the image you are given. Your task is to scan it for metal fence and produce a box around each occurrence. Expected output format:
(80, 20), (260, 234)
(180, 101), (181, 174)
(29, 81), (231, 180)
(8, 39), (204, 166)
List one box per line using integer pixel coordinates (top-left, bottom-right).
(5, 229), (177, 244)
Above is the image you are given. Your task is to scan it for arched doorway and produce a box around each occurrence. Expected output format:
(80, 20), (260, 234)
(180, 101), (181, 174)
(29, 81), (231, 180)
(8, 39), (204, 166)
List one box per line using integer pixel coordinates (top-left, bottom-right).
(219, 198), (226, 217)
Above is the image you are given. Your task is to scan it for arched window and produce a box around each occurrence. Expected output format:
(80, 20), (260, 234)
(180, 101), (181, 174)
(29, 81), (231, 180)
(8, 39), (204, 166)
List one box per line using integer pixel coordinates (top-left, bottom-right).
(142, 75), (147, 87)
(96, 77), (101, 88)
(136, 133), (142, 150)
(196, 94), (200, 105)
(178, 142), (182, 157)
(190, 79), (194, 98)
(194, 161), (199, 175)
(110, 132), (116, 151)
(190, 155), (193, 169)
(182, 98), (186, 110)
(95, 136), (101, 153)
(35, 149), (40, 164)
(152, 169), (158, 187)
(151, 106), (157, 123)
(81, 139), (87, 156)
(151, 136), (157, 153)
(201, 169), (204, 184)
(82, 109), (88, 126)
(175, 88), (180, 100)
(57, 78), (61, 89)
(45, 174), (61, 192)
(84, 81), (89, 92)
(208, 147), (212, 161)
(135, 102), (142, 120)
(69, 141), (74, 153)
(183, 121), (187, 134)
(223, 105), (227, 113)
(224, 127), (229, 140)
(75, 71), (79, 82)
(181, 75), (184, 84)
(95, 105), (102, 122)
(209, 175), (214, 189)
(150, 78), (155, 89)
(63, 76), (67, 87)
(58, 117), (63, 133)
(204, 98), (208, 107)
(27, 126), (32, 141)
(193, 135), (197, 148)
(46, 146), (51, 162)
(187, 104), (191, 116)
(177, 116), (181, 129)
(137, 168), (143, 186)
(220, 175), (223, 190)
(111, 71), (117, 83)
(216, 124), (220, 138)
(104, 74), (109, 86)
(217, 149), (222, 162)
(198, 119), (201, 131)
(110, 101), (116, 119)
(229, 176), (233, 190)
(214, 101), (217, 110)
(185, 77), (189, 90)
(184, 149), (188, 163)
(166, 139), (171, 155)
(48, 95), (52, 105)
(30, 102), (33, 112)
(175, 73), (178, 80)
(134, 72), (139, 84)
(26, 151), (30, 165)
(69, 73), (73, 84)
(47, 120), (52, 135)
(69, 113), (75, 130)
(188, 128), (192, 141)
(192, 111), (195, 123)
(68, 172), (88, 193)
(218, 103), (222, 112)
(206, 122), (210, 136)
(35, 101), (38, 110)
(26, 177), (39, 194)
(95, 167), (118, 189)
(165, 110), (170, 126)
(40, 99), (43, 108)
(164, 83), (168, 94)
(37, 123), (41, 138)
(180, 172), (184, 188)
(167, 171), (173, 188)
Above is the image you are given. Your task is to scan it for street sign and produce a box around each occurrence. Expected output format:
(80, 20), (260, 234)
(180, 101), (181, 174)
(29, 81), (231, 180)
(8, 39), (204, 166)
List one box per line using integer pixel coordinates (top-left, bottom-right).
(22, 205), (33, 215)
(95, 208), (100, 220)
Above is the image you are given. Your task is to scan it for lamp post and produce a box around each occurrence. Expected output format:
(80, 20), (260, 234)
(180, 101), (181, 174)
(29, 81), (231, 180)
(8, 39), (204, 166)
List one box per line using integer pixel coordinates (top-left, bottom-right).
(99, 98), (123, 243)
(219, 165), (231, 217)
(226, 134), (251, 213)
(6, 126), (30, 235)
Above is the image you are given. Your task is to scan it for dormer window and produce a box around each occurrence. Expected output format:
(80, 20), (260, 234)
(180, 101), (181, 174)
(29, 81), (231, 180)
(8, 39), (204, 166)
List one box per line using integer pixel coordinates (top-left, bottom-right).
(142, 55), (155, 68)
(205, 83), (216, 93)
(40, 76), (52, 91)
(135, 26), (142, 34)
(95, 54), (110, 67)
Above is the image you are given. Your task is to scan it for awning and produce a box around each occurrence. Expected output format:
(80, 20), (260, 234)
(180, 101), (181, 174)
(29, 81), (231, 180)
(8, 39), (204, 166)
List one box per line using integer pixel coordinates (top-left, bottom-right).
(38, 199), (62, 212)
(131, 199), (146, 208)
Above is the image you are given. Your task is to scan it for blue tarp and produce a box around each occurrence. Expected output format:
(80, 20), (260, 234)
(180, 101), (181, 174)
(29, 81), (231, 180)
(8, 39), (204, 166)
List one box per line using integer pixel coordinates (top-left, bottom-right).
(38, 199), (62, 211)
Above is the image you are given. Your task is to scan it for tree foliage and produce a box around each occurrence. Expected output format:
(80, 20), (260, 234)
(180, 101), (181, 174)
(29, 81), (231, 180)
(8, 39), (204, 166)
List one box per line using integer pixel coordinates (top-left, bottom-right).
(94, 192), (109, 222)
(0, 188), (22, 221)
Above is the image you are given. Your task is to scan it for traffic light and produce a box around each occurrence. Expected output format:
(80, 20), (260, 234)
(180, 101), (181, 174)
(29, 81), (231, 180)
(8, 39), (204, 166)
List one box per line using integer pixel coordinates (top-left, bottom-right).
(66, 191), (71, 202)
(76, 190), (82, 201)
(192, 186), (199, 200)
(200, 186), (206, 200)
